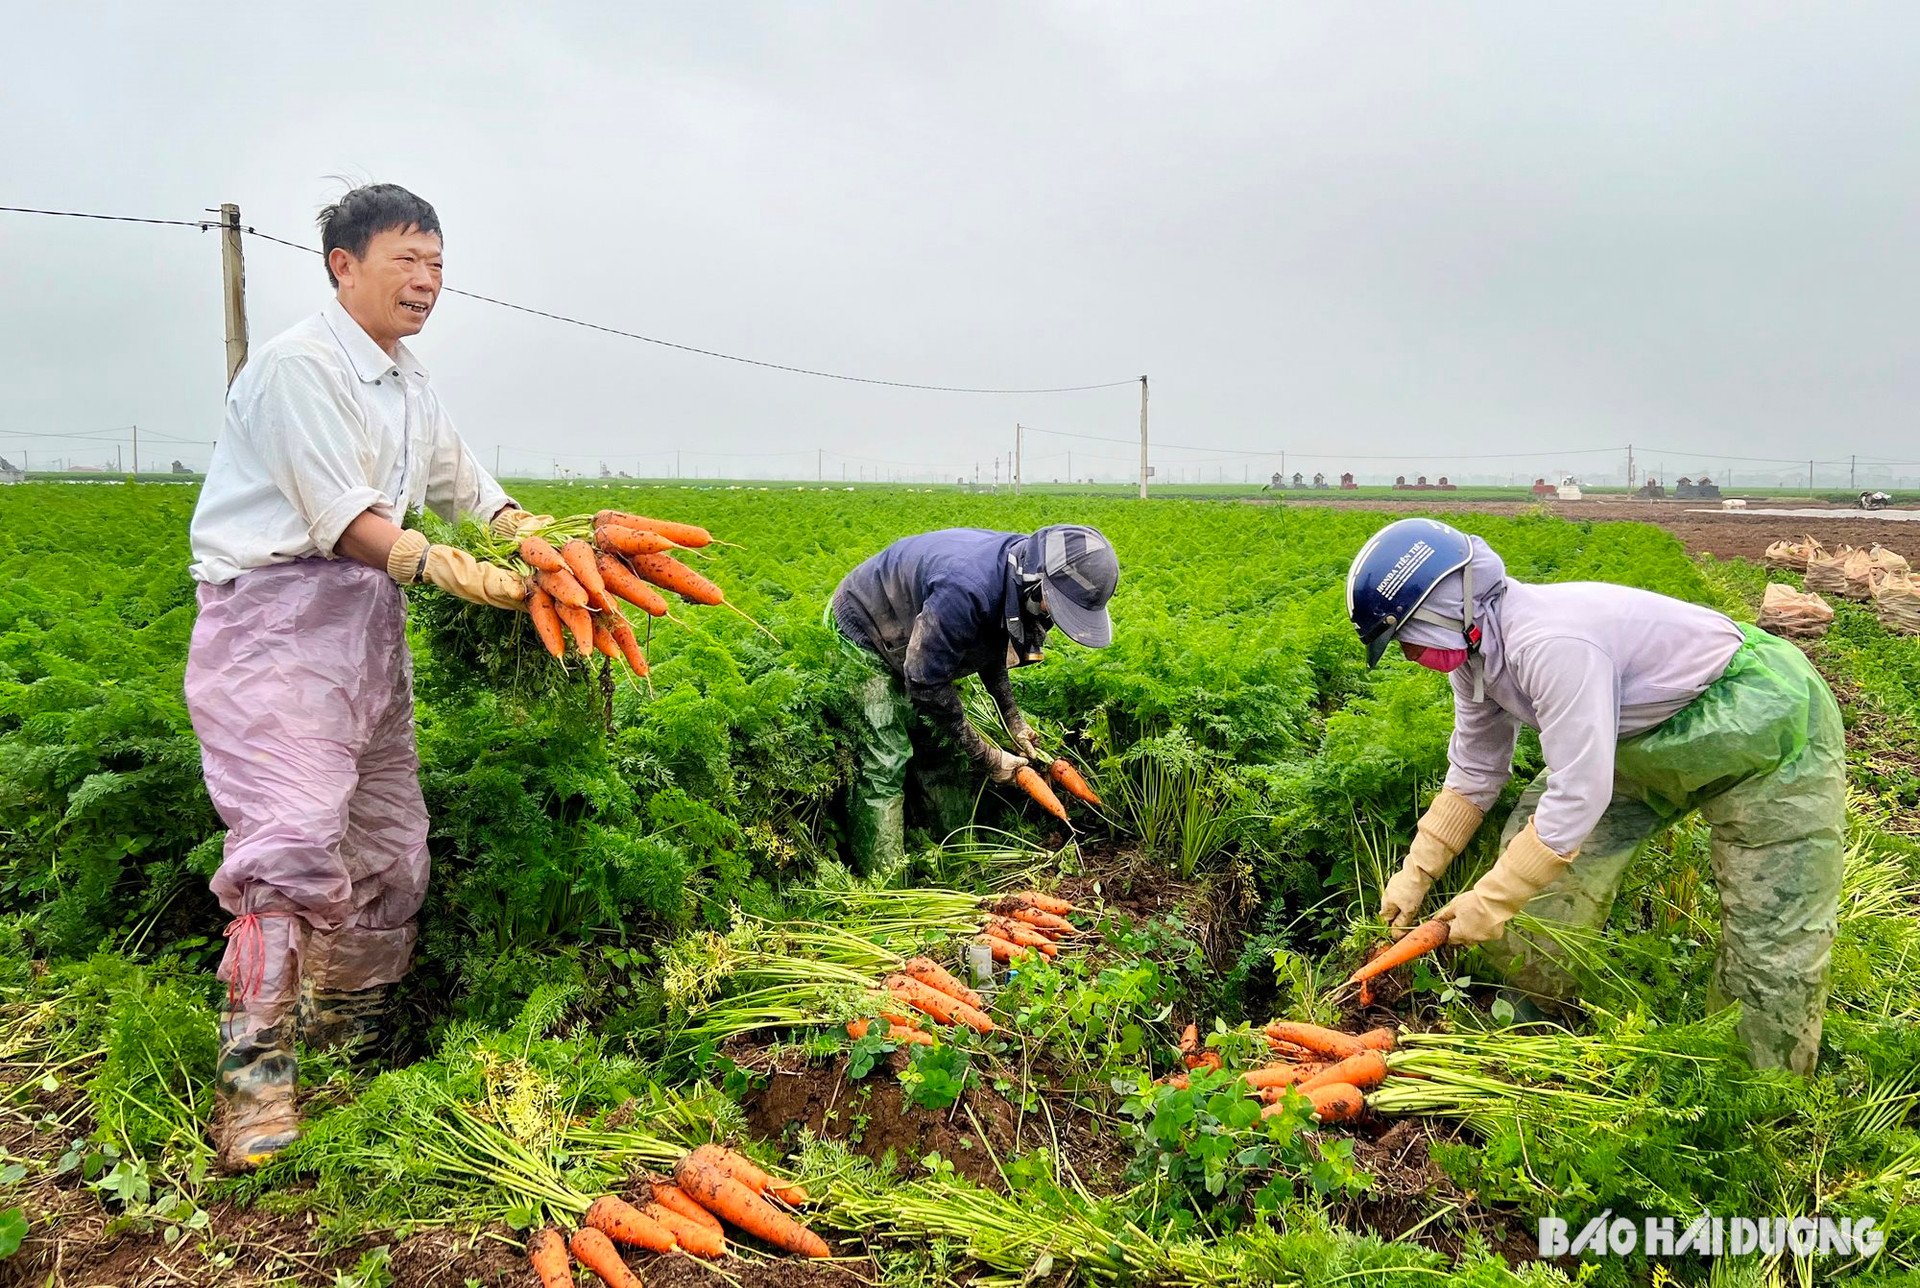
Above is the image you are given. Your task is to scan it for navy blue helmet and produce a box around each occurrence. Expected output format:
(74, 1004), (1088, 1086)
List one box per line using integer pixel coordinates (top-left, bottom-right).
(1345, 518), (1473, 667)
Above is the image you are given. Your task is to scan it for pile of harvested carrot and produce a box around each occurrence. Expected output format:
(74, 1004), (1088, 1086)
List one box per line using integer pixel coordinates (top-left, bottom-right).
(1161, 1020), (1410, 1127)
(526, 1143), (827, 1286)
(847, 953), (997, 1044)
(975, 888), (1090, 965)
(507, 509), (766, 679)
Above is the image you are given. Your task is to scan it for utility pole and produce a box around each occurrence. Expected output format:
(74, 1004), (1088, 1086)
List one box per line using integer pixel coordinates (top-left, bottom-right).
(1809, 459), (1814, 492)
(130, 424), (138, 477)
(1137, 374), (1150, 500)
(216, 203), (249, 385)
(1626, 444), (1635, 491)
(1014, 424), (1023, 497)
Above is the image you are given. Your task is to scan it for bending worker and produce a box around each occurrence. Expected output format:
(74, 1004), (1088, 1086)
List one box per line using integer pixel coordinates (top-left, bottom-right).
(186, 184), (541, 1169)
(1347, 518), (1844, 1074)
(828, 525), (1120, 870)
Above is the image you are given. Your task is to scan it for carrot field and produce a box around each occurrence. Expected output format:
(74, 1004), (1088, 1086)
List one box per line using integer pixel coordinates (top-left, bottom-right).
(1, 482), (1917, 1286)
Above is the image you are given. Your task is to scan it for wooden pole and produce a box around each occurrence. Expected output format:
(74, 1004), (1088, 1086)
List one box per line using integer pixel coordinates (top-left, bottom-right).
(1137, 375), (1149, 499)
(1014, 423), (1022, 497)
(219, 203), (249, 386)
(131, 424), (138, 477)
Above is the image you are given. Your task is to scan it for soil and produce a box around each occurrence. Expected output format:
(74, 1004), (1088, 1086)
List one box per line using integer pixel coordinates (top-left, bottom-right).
(1266, 495), (1920, 561)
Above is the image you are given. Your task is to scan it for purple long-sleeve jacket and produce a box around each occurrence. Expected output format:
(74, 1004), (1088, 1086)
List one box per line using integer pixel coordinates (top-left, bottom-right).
(1398, 539), (1744, 854)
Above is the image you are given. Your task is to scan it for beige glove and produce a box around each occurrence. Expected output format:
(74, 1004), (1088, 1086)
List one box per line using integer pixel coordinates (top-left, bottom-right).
(981, 745), (1029, 785)
(1380, 788), (1485, 933)
(488, 507), (554, 540)
(1005, 713), (1044, 763)
(387, 529), (528, 610)
(1432, 821), (1574, 946)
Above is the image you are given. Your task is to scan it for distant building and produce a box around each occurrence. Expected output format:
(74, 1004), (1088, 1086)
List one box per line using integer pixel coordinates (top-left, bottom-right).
(1339, 472), (1356, 489)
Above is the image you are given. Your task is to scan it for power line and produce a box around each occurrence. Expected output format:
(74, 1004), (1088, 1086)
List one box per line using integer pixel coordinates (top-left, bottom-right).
(240, 229), (1134, 395)
(0, 205), (211, 229)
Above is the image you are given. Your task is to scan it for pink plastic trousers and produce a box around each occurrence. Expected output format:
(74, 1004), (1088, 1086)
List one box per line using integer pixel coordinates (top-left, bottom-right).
(185, 559), (429, 1015)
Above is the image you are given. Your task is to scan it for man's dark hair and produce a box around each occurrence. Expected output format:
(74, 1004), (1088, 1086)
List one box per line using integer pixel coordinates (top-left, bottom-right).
(317, 184), (442, 287)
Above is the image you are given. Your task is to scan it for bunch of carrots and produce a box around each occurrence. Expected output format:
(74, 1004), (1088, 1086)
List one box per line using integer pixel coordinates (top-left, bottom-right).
(510, 509), (765, 679)
(527, 1143), (828, 1287)
(1010, 759), (1102, 824)
(840, 891), (1091, 1047)
(975, 888), (1088, 965)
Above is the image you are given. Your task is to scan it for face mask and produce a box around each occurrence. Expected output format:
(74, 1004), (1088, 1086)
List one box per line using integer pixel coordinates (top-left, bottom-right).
(1404, 643), (1469, 673)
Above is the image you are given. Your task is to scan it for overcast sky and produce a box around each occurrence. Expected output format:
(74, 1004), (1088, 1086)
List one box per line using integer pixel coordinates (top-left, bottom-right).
(4, 3), (1917, 485)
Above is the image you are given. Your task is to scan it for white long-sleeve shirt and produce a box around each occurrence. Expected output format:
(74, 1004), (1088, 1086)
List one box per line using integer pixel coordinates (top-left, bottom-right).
(189, 298), (511, 584)
(1440, 580), (1744, 853)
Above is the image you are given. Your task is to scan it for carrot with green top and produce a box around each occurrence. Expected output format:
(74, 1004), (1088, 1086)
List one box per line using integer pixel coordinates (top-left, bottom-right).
(885, 974), (996, 1034)
(597, 552), (671, 616)
(527, 588), (566, 658)
(1008, 906), (1077, 937)
(561, 539), (610, 604)
(1012, 765), (1070, 822)
(534, 568), (589, 609)
(596, 524), (681, 558)
(594, 510), (713, 548)
(585, 1194), (677, 1253)
(553, 599), (594, 657)
(518, 535), (568, 575)
(642, 1196), (726, 1257)
(1263, 1022), (1370, 1060)
(900, 956), (983, 1009)
(569, 1227), (644, 1287)
(675, 1153), (827, 1255)
(1296, 1050), (1389, 1093)
(1348, 919), (1450, 990)
(604, 612), (651, 676)
(651, 1182), (724, 1238)
(1006, 890), (1075, 916)
(527, 1229), (571, 1288)
(1049, 759), (1103, 805)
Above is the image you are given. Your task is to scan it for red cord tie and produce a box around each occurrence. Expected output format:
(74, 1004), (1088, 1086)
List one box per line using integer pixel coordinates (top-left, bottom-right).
(220, 912), (289, 1007)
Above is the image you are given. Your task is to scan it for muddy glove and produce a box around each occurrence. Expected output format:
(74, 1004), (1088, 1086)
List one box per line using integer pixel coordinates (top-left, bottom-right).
(488, 506), (553, 540)
(1005, 713), (1044, 763)
(1432, 821), (1574, 946)
(1380, 788), (1485, 934)
(387, 530), (528, 610)
(981, 745), (1029, 786)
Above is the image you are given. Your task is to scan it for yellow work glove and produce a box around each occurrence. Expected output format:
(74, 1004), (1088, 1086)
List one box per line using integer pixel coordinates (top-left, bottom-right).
(1380, 788), (1485, 933)
(981, 745), (1029, 785)
(387, 530), (528, 611)
(488, 507), (554, 540)
(1432, 821), (1574, 946)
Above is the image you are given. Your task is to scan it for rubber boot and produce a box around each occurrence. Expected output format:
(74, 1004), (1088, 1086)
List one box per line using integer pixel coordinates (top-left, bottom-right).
(297, 980), (390, 1064)
(213, 1006), (300, 1173)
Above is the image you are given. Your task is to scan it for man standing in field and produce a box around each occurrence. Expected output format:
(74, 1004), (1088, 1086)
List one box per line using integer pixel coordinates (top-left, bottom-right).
(827, 525), (1120, 871)
(185, 184), (543, 1170)
(1347, 518), (1845, 1073)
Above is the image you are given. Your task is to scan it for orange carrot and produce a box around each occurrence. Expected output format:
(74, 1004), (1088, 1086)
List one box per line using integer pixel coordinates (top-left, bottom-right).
(1296, 1050), (1389, 1093)
(651, 1182), (724, 1237)
(1178, 1023), (1199, 1056)
(976, 934), (1030, 963)
(562, 539), (611, 603)
(596, 553), (671, 617)
(534, 568), (589, 609)
(1308, 1082), (1367, 1122)
(569, 1226), (644, 1287)
(1187, 1049), (1223, 1072)
(527, 1228), (571, 1288)
(595, 510), (712, 549)
(1049, 759), (1103, 806)
(846, 1018), (934, 1046)
(624, 553), (723, 607)
(983, 919), (1058, 956)
(1007, 890), (1075, 916)
(1261, 1082), (1368, 1123)
(674, 1159), (828, 1257)
(1243, 1061), (1325, 1090)
(554, 599), (595, 658)
(604, 612), (651, 676)
(1008, 906), (1078, 937)
(1012, 764), (1070, 822)
(1347, 919), (1450, 987)
(885, 974), (996, 1034)
(518, 535), (568, 575)
(1263, 1022), (1370, 1060)
(1356, 1026), (1398, 1052)
(589, 617), (623, 662)
(642, 1198), (726, 1257)
(585, 1194), (678, 1253)
(689, 1144), (809, 1206)
(900, 956), (983, 1009)
(596, 524), (681, 558)
(527, 588), (566, 658)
